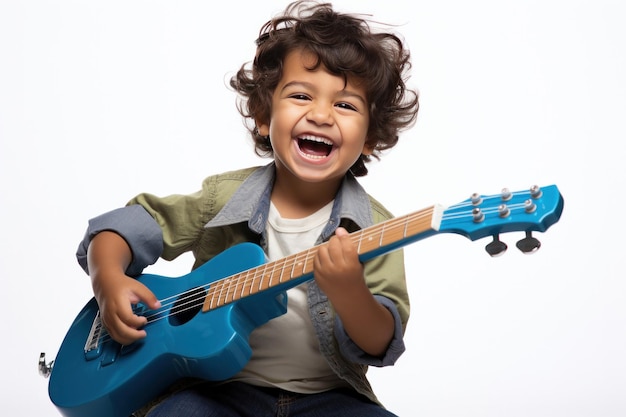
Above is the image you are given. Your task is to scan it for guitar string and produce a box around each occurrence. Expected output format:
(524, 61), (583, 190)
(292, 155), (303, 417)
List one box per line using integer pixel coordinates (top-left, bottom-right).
(92, 197), (532, 345)
(140, 192), (528, 312)
(93, 194), (533, 345)
(147, 203), (530, 319)
(91, 206), (433, 345)
(142, 198), (531, 319)
(145, 206), (433, 318)
(91, 206), (433, 346)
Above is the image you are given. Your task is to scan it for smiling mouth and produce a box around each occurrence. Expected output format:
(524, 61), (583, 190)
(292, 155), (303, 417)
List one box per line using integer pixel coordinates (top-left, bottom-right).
(297, 135), (334, 159)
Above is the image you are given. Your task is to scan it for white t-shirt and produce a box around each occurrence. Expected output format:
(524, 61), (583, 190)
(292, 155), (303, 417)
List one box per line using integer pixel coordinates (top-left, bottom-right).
(232, 201), (350, 393)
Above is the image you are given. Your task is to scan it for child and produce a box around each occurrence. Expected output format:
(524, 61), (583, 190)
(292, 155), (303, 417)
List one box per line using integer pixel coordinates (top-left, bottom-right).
(76, 1), (419, 415)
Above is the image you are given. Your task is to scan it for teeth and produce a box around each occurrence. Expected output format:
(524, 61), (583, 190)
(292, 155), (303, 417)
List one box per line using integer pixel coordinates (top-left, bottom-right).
(298, 135), (334, 146)
(303, 153), (326, 160)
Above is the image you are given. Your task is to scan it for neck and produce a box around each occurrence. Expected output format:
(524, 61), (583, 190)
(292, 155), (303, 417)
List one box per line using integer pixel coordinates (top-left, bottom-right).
(271, 166), (342, 219)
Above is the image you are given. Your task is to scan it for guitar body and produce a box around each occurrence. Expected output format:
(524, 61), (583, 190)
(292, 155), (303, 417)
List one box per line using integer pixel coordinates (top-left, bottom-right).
(45, 184), (564, 417)
(49, 242), (288, 417)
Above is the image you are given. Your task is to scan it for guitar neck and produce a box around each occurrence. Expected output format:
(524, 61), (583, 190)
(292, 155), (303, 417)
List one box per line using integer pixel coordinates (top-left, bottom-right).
(202, 205), (443, 312)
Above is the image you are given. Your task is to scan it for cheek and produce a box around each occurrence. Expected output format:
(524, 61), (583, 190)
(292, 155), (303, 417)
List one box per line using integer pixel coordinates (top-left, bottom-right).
(268, 107), (302, 137)
(344, 120), (370, 146)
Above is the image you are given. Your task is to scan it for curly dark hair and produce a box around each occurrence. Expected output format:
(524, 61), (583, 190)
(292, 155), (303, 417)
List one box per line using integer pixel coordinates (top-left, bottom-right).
(230, 1), (419, 176)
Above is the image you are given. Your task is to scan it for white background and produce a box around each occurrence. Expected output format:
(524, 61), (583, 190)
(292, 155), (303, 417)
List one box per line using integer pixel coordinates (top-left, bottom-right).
(1, 1), (625, 416)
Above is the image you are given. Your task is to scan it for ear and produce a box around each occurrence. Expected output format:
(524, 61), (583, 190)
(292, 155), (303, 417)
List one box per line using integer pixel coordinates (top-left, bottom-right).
(361, 141), (375, 156)
(255, 118), (270, 137)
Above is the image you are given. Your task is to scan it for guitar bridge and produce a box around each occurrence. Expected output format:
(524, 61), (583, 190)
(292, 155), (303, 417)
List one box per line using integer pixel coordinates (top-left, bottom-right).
(84, 310), (105, 359)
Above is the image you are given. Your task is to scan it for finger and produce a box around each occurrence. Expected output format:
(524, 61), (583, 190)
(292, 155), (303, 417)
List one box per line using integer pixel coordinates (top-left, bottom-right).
(334, 226), (349, 237)
(329, 228), (356, 263)
(130, 281), (161, 310)
(102, 312), (147, 345)
(325, 234), (344, 264)
(113, 325), (147, 346)
(317, 228), (352, 268)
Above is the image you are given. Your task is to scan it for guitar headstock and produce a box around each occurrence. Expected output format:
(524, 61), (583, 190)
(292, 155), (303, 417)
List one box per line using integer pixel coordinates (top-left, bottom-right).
(439, 184), (564, 256)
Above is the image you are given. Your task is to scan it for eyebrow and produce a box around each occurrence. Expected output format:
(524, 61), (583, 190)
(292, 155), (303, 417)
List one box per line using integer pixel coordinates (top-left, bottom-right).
(281, 81), (367, 105)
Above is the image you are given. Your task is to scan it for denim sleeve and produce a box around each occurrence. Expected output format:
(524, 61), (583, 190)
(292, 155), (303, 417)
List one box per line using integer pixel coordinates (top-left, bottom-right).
(334, 295), (406, 367)
(76, 205), (163, 277)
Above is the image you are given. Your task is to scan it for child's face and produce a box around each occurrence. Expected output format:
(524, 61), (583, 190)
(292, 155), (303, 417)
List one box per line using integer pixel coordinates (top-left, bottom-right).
(257, 48), (371, 186)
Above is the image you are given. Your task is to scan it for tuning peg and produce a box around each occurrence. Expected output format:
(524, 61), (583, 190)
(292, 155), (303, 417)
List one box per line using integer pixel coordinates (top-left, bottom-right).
(529, 185), (542, 199)
(472, 207), (485, 223)
(485, 234), (508, 257)
(501, 188), (512, 201)
(516, 231), (541, 254)
(470, 193), (482, 205)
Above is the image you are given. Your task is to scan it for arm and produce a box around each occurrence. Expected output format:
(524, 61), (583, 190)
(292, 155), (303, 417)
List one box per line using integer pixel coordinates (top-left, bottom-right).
(313, 227), (394, 356)
(76, 183), (216, 344)
(75, 204), (164, 344)
(88, 231), (161, 345)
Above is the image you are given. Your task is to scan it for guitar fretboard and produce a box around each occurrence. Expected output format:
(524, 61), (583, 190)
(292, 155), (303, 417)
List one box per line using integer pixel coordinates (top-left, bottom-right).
(202, 205), (441, 312)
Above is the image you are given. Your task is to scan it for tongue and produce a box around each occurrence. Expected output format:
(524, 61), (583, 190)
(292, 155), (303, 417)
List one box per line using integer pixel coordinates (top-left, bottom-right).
(299, 139), (331, 156)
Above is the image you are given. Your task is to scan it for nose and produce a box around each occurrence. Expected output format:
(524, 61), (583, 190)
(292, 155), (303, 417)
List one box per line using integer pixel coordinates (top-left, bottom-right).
(306, 101), (334, 126)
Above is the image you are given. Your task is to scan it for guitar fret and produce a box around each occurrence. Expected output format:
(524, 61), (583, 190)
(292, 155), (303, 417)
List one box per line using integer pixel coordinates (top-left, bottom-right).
(300, 251), (309, 275)
(358, 228), (378, 254)
(265, 262), (275, 288)
(302, 249), (311, 276)
(230, 273), (243, 301)
(239, 271), (251, 299)
(208, 284), (218, 310)
(212, 279), (223, 308)
(244, 269), (254, 296)
(270, 258), (283, 286)
(254, 267), (263, 292)
(222, 279), (231, 304)
(275, 257), (288, 284)
(216, 279), (226, 306)
(262, 263), (272, 290)
(403, 215), (409, 238)
(287, 255), (297, 281)
(258, 264), (267, 292)
(298, 254), (306, 275)
(405, 212), (433, 237)
(221, 278), (229, 304)
(260, 263), (272, 292)
(227, 275), (240, 303)
(378, 222), (386, 246)
(277, 257), (286, 283)
(381, 218), (402, 247)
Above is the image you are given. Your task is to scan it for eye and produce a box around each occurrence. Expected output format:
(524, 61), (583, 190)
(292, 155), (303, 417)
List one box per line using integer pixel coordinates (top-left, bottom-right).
(335, 102), (358, 112)
(288, 93), (311, 101)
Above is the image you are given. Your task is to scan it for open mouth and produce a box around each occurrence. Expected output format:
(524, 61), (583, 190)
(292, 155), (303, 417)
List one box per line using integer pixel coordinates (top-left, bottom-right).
(297, 135), (334, 159)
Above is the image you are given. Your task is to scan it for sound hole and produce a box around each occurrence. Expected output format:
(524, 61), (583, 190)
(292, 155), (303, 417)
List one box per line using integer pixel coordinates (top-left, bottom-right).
(169, 286), (206, 326)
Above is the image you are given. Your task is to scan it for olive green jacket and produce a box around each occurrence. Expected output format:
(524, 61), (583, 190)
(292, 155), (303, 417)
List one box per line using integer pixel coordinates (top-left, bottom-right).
(77, 163), (410, 405)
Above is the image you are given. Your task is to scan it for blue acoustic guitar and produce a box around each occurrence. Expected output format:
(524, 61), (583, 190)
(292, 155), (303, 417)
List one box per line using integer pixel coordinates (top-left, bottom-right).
(40, 185), (563, 417)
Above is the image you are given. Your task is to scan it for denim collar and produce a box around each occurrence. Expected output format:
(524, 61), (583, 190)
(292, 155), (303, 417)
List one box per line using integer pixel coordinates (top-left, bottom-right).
(205, 163), (374, 240)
